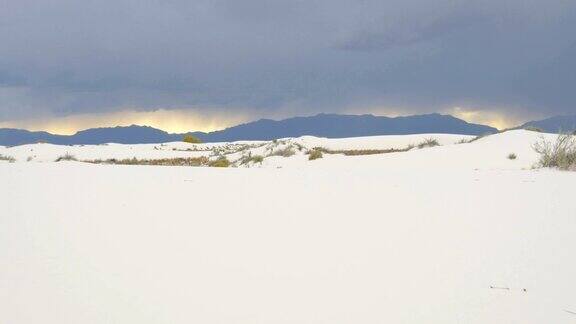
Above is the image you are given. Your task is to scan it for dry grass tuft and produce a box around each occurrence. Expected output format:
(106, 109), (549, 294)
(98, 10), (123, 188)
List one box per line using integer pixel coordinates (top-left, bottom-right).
(458, 133), (494, 144)
(417, 138), (440, 149)
(0, 154), (16, 163)
(239, 154), (264, 165)
(55, 153), (77, 162)
(269, 146), (296, 158)
(533, 133), (576, 170)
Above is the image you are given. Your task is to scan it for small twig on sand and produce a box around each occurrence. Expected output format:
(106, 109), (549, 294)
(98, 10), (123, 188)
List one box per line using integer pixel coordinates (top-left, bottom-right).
(489, 286), (510, 290)
(564, 310), (576, 316)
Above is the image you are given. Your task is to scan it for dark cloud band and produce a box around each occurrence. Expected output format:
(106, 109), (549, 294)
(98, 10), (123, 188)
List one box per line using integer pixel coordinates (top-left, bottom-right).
(1, 0), (575, 122)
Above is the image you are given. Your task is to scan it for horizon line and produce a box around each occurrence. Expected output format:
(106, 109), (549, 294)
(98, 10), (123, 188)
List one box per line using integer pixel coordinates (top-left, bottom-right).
(0, 111), (509, 135)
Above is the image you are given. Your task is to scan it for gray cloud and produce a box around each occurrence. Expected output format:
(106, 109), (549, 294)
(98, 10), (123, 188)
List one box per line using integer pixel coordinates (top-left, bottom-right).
(0, 0), (575, 122)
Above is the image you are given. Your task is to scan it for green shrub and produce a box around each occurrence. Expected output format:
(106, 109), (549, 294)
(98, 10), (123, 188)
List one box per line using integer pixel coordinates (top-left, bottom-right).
(308, 149), (323, 160)
(251, 155), (264, 163)
(208, 156), (231, 168)
(182, 134), (202, 144)
(507, 153), (517, 160)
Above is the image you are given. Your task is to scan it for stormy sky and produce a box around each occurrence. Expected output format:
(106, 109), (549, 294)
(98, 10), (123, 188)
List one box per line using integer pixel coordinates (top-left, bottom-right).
(1, 0), (575, 133)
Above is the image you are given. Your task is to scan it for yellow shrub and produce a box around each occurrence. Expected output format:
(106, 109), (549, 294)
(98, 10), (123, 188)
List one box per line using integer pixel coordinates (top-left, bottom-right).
(182, 134), (202, 144)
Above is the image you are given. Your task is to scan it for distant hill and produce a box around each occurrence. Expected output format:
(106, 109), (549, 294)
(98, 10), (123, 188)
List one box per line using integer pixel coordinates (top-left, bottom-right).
(0, 113), (498, 146)
(0, 125), (177, 146)
(0, 128), (66, 146)
(521, 115), (576, 133)
(194, 113), (497, 142)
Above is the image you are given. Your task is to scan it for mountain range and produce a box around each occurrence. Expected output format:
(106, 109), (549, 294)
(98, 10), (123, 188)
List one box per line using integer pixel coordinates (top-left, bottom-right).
(0, 112), (514, 146)
(521, 115), (576, 133)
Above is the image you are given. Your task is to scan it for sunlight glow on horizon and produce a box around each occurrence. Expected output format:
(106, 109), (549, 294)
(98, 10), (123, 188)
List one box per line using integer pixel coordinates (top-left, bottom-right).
(448, 107), (522, 130)
(348, 106), (525, 130)
(0, 106), (528, 135)
(0, 109), (249, 135)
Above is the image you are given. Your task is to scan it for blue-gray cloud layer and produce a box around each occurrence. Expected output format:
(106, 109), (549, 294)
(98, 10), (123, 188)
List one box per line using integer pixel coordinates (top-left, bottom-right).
(1, 0), (575, 120)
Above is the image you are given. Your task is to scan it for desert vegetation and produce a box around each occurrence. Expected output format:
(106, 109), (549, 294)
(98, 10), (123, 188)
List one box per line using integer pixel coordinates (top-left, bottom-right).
(457, 133), (493, 144)
(86, 157), (210, 166)
(533, 133), (576, 170)
(310, 138), (440, 157)
(523, 126), (544, 133)
(268, 146), (296, 158)
(55, 153), (77, 162)
(239, 154), (264, 165)
(416, 137), (440, 149)
(182, 134), (202, 144)
(208, 156), (231, 168)
(507, 153), (517, 160)
(0, 154), (16, 163)
(308, 149), (323, 160)
(313, 147), (407, 156)
(84, 156), (231, 167)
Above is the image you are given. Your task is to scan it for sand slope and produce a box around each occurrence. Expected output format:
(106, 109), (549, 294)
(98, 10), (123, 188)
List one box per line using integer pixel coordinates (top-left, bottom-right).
(1, 130), (575, 323)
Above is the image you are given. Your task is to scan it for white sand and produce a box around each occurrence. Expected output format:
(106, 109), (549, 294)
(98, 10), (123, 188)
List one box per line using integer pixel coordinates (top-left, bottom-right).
(1, 130), (575, 323)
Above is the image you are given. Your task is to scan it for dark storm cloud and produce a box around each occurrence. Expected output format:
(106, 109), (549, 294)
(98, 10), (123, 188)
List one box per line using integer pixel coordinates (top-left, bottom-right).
(338, 5), (492, 51)
(0, 0), (575, 122)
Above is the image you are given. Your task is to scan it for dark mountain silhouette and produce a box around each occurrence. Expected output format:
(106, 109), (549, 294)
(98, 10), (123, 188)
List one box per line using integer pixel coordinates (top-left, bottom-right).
(521, 115), (576, 133)
(0, 128), (66, 146)
(193, 113), (497, 142)
(0, 113), (497, 146)
(0, 125), (176, 146)
(70, 125), (176, 144)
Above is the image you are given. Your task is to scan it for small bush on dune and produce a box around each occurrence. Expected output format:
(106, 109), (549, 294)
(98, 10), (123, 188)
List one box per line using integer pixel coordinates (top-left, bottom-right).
(208, 156), (231, 168)
(269, 146), (296, 157)
(239, 154), (264, 165)
(55, 153), (77, 162)
(0, 154), (16, 163)
(294, 143), (305, 151)
(251, 155), (264, 163)
(417, 138), (440, 149)
(182, 134), (202, 144)
(308, 149), (323, 160)
(533, 133), (576, 170)
(507, 153), (517, 160)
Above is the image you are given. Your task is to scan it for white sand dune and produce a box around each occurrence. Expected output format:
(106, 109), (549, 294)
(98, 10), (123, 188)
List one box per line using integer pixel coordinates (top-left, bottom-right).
(0, 133), (471, 164)
(2, 130), (576, 323)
